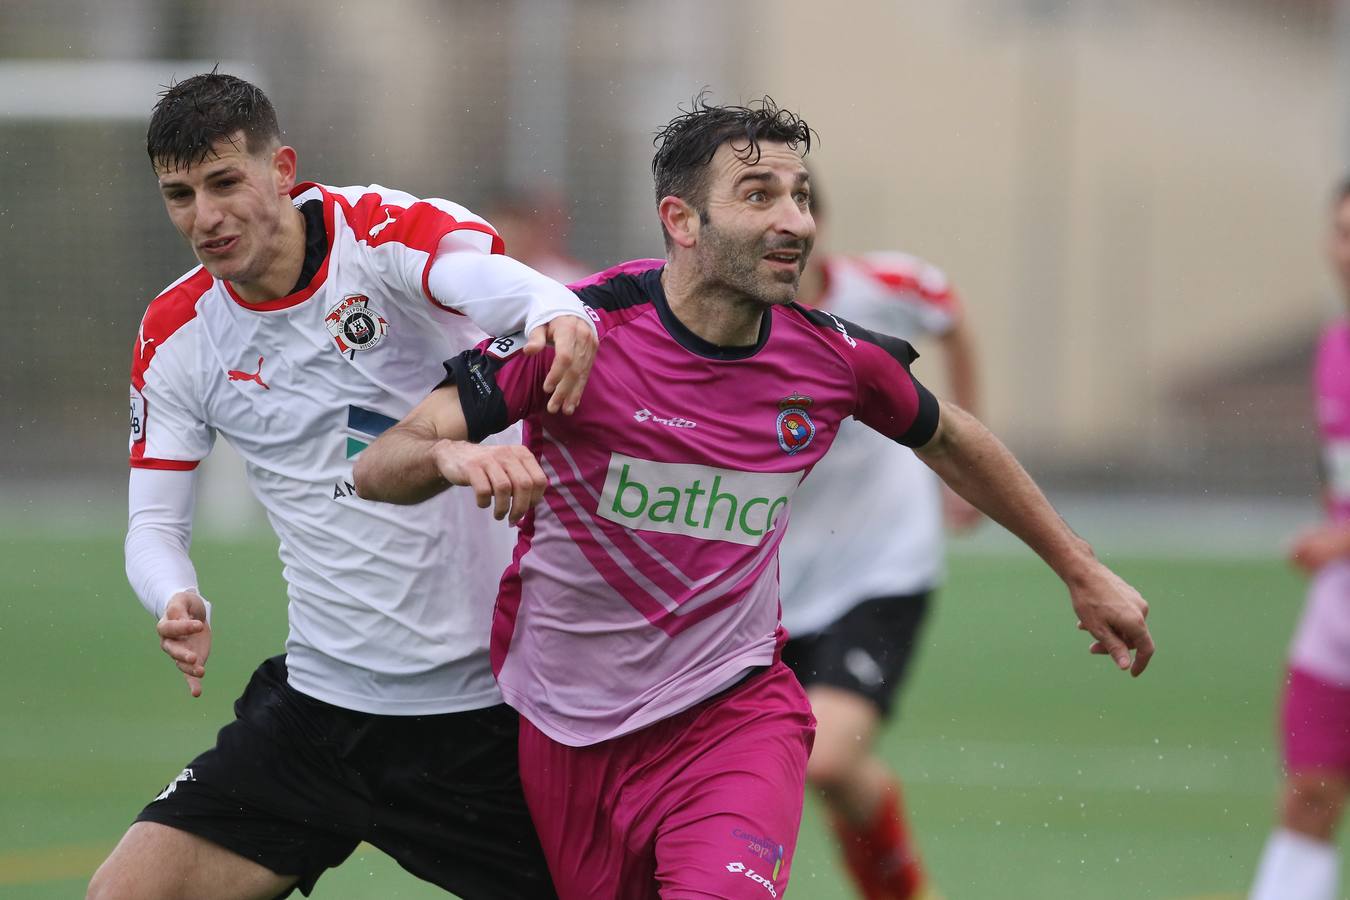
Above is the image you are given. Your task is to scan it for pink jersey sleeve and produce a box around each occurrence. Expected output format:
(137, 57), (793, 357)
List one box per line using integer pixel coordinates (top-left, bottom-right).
(1315, 321), (1350, 519)
(792, 305), (940, 447)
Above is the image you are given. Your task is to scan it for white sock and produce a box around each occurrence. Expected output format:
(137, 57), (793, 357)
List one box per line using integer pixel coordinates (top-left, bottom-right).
(1250, 827), (1339, 900)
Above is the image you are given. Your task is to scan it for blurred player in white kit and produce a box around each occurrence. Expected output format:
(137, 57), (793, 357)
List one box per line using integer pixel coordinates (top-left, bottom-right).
(779, 182), (980, 899)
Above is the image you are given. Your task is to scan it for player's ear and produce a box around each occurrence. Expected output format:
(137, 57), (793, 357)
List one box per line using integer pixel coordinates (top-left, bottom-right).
(271, 145), (298, 195)
(658, 195), (699, 249)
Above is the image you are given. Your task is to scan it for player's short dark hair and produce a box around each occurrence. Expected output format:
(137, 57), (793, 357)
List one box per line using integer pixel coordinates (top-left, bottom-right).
(651, 93), (814, 246)
(147, 70), (281, 171)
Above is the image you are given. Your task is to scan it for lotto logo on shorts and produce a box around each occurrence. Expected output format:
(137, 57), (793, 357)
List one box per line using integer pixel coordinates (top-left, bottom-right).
(725, 861), (779, 897)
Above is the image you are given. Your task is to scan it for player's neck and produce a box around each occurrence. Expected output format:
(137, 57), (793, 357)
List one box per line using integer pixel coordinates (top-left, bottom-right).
(231, 206), (307, 305)
(661, 264), (766, 348)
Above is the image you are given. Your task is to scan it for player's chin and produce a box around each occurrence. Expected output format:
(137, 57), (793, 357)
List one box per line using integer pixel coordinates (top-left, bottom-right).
(759, 276), (800, 305)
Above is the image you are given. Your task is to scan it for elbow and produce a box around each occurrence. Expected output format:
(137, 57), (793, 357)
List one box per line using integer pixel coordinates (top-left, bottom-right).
(351, 456), (381, 501)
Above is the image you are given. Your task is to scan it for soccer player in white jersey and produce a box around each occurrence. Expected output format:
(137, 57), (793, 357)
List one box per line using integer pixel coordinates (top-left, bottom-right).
(1249, 179), (1350, 900)
(86, 73), (598, 900)
(354, 96), (1155, 899)
(778, 183), (981, 898)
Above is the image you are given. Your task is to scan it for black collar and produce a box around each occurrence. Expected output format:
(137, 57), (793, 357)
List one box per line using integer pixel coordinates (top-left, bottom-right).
(640, 266), (772, 361)
(290, 198), (328, 295)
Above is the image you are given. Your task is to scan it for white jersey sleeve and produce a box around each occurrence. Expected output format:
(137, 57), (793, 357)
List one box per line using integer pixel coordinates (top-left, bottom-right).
(321, 183), (590, 340)
(425, 249), (595, 338)
(125, 467), (209, 622)
(129, 275), (215, 471)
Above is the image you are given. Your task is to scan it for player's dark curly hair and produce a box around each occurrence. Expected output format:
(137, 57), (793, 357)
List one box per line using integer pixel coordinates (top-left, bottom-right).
(147, 70), (281, 171)
(651, 92), (814, 247)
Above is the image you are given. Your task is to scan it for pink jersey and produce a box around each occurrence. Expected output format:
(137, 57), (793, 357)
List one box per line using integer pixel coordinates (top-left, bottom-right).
(445, 260), (938, 746)
(1316, 320), (1350, 521)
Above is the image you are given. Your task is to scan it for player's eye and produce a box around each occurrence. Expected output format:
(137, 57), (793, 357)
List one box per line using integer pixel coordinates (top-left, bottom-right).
(747, 190), (767, 203)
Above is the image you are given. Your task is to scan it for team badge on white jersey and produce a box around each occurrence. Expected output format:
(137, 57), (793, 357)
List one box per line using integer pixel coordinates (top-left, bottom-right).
(325, 294), (389, 355)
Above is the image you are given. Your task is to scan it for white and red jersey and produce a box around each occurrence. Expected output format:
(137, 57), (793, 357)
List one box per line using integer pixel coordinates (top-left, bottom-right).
(444, 260), (939, 746)
(778, 252), (960, 636)
(129, 182), (532, 715)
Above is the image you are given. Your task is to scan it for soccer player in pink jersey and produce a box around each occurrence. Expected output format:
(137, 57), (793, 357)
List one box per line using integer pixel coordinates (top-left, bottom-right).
(1249, 179), (1350, 900)
(356, 97), (1154, 899)
(779, 180), (983, 899)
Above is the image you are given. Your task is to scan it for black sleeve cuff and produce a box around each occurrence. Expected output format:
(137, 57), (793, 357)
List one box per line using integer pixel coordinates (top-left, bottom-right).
(895, 379), (940, 448)
(441, 351), (511, 444)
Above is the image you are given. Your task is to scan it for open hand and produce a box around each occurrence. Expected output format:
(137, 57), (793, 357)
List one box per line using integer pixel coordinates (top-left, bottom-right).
(433, 440), (548, 524)
(526, 314), (598, 415)
(158, 591), (211, 697)
(1069, 564), (1154, 677)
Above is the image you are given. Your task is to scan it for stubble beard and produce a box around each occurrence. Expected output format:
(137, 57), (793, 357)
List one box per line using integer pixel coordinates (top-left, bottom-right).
(699, 220), (807, 308)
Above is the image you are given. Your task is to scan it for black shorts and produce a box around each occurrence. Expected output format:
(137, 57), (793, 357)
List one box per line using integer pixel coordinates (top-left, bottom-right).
(135, 656), (555, 899)
(781, 591), (932, 719)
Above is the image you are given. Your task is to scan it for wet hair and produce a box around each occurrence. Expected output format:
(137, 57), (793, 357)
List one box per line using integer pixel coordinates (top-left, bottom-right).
(147, 70), (281, 171)
(651, 92), (814, 246)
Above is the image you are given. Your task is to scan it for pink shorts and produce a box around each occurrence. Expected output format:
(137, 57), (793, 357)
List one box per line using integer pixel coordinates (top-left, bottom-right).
(1283, 665), (1350, 774)
(517, 660), (816, 900)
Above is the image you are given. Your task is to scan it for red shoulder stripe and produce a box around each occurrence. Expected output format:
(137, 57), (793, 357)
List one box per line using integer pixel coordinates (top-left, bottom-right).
(852, 255), (958, 312)
(131, 268), (209, 392)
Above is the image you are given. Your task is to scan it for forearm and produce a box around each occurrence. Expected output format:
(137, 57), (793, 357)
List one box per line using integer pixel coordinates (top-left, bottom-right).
(354, 420), (455, 505)
(940, 322), (979, 415)
(916, 404), (1095, 583)
(125, 468), (207, 620)
(427, 249), (593, 337)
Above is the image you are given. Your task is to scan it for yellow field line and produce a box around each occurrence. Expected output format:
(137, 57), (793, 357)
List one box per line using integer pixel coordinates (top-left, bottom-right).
(0, 840), (379, 886)
(0, 841), (111, 886)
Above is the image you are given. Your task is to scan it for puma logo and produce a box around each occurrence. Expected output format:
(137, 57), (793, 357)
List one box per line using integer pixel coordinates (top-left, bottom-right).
(137, 320), (155, 359)
(227, 356), (270, 390)
(369, 210), (397, 239)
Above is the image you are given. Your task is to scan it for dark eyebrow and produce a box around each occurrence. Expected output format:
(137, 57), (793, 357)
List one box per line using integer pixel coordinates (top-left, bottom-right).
(159, 164), (243, 191)
(733, 170), (778, 190)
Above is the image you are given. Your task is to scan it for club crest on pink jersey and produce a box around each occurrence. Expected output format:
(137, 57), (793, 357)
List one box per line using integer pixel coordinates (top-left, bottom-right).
(326, 294), (388, 355)
(776, 394), (815, 455)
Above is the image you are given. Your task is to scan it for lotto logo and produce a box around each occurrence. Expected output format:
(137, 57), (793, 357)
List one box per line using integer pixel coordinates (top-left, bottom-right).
(725, 861), (779, 897)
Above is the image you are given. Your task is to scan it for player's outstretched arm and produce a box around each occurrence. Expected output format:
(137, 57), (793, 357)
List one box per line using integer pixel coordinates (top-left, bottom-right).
(1289, 521), (1350, 572)
(914, 401), (1154, 676)
(126, 468), (216, 696)
(937, 316), (983, 531)
(427, 251), (598, 414)
(353, 386), (547, 523)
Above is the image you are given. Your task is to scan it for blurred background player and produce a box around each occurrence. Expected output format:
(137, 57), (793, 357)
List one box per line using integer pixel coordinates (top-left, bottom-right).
(483, 186), (592, 284)
(779, 182), (980, 899)
(1248, 179), (1350, 900)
